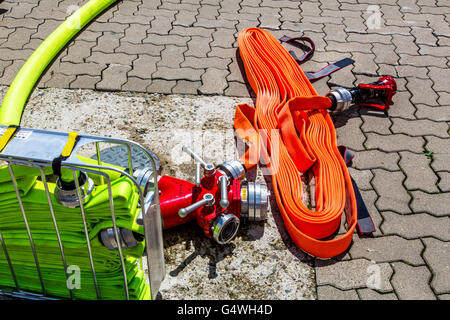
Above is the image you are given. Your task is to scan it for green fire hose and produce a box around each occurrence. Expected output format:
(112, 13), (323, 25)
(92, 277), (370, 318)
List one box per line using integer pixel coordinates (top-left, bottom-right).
(0, 0), (153, 300)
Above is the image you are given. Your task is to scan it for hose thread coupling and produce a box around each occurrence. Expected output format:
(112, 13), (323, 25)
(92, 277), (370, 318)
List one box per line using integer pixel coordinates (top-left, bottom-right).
(326, 87), (353, 112)
(54, 171), (94, 208)
(240, 182), (269, 222)
(211, 214), (240, 244)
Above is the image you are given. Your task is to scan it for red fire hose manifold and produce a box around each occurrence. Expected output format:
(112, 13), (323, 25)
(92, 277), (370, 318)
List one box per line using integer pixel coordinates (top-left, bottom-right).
(100, 146), (269, 249)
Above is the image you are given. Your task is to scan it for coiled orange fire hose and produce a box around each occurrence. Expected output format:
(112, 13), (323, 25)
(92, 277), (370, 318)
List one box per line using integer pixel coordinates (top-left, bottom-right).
(234, 28), (357, 259)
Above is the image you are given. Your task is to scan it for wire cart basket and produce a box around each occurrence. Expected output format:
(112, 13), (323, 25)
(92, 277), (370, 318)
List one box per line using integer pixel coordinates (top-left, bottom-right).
(0, 125), (165, 300)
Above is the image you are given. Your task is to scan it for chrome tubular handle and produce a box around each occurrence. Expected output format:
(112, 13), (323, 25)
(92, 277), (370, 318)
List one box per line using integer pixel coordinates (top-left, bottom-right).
(182, 145), (207, 167)
(182, 145), (215, 175)
(178, 193), (215, 218)
(195, 162), (201, 187)
(218, 175), (229, 208)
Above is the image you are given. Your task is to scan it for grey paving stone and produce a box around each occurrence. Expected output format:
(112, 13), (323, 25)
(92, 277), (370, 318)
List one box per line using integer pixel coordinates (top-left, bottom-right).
(224, 82), (251, 97)
(211, 29), (237, 48)
(325, 41), (373, 54)
(219, 0), (241, 13)
(386, 91), (416, 119)
(415, 104), (450, 122)
(69, 75), (101, 89)
(124, 24), (147, 44)
(199, 68), (230, 95)
(0, 59), (26, 85)
(61, 40), (96, 63)
(419, 45), (450, 57)
(182, 56), (231, 69)
(328, 67), (356, 88)
(381, 211), (450, 241)
(94, 31), (123, 53)
(116, 42), (164, 56)
(129, 55), (160, 79)
(170, 26), (214, 38)
(312, 51), (353, 65)
(406, 78), (439, 105)
(350, 235), (424, 266)
(280, 7), (301, 22)
(438, 294), (450, 300)
(395, 65), (428, 79)
(172, 80), (202, 95)
(428, 67), (450, 93)
(88, 22), (128, 33)
(96, 64), (131, 91)
(146, 79), (176, 94)
(347, 168), (373, 191)
(317, 285), (359, 300)
(372, 43), (399, 65)
(437, 172), (450, 192)
(87, 52), (137, 66)
(158, 45), (188, 68)
(150, 15), (175, 35)
(391, 118), (448, 139)
(2, 27), (35, 49)
(411, 27), (438, 46)
(400, 151), (438, 192)
(153, 66), (204, 81)
(357, 288), (397, 300)
(352, 150), (399, 171)
(0, 60), (12, 80)
(371, 169), (411, 213)
(364, 133), (425, 153)
(143, 33), (190, 46)
(438, 92), (450, 105)
(360, 111), (392, 135)
(259, 14), (281, 29)
(316, 259), (393, 292)
(185, 36), (213, 57)
(410, 191), (450, 217)
(425, 136), (450, 172)
(195, 17), (237, 29)
(121, 76), (150, 92)
(400, 54), (447, 69)
(347, 33), (392, 44)
(173, 10), (197, 27)
(335, 117), (365, 151)
(43, 73), (76, 89)
(197, 4), (219, 19)
(391, 262), (436, 300)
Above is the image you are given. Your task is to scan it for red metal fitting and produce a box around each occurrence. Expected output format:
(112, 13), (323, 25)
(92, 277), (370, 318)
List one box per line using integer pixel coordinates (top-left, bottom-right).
(357, 75), (397, 110)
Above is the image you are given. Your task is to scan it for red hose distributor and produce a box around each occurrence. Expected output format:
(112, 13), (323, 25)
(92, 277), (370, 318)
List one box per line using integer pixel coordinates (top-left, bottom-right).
(327, 76), (397, 111)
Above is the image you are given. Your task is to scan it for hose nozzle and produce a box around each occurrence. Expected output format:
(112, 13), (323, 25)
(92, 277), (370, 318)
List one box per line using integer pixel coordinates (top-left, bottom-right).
(327, 76), (397, 111)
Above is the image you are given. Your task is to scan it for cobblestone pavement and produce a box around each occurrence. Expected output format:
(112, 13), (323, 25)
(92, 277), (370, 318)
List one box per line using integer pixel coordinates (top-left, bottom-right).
(0, 0), (449, 300)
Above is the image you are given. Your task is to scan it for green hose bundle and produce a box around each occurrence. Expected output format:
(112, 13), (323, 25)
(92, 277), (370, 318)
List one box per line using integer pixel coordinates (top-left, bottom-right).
(0, 162), (151, 300)
(0, 164), (150, 300)
(0, 0), (155, 300)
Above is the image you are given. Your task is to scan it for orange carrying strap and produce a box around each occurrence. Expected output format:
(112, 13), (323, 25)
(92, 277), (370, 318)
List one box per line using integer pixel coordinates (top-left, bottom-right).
(235, 28), (357, 259)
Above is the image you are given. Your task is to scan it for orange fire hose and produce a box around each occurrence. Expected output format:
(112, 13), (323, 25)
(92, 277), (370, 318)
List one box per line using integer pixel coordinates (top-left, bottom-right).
(234, 28), (357, 259)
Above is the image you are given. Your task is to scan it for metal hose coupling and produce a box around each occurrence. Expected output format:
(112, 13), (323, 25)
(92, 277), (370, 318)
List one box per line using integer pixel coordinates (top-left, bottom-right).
(211, 214), (240, 244)
(54, 171), (94, 208)
(99, 227), (144, 250)
(240, 181), (270, 222)
(326, 87), (353, 112)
